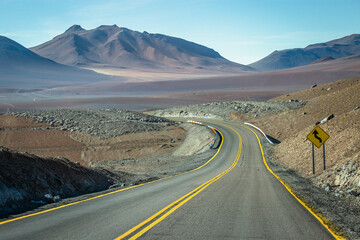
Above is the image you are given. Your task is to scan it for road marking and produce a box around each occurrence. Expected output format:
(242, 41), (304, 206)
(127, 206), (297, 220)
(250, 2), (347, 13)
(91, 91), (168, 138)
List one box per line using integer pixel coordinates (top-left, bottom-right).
(115, 126), (242, 239)
(0, 129), (223, 226)
(238, 123), (345, 240)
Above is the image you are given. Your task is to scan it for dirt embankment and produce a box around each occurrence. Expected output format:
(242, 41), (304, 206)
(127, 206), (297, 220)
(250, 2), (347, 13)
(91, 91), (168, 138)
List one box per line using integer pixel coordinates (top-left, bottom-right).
(0, 147), (118, 218)
(93, 123), (215, 177)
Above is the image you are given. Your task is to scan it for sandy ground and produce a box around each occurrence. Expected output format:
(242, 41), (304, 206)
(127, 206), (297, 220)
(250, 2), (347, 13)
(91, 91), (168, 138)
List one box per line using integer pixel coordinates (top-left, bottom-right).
(71, 127), (186, 167)
(83, 67), (222, 82)
(0, 115), (186, 167)
(0, 90), (289, 114)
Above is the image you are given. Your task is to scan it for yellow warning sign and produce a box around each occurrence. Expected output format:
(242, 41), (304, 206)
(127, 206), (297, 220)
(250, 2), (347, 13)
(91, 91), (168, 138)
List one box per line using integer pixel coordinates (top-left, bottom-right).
(307, 126), (330, 148)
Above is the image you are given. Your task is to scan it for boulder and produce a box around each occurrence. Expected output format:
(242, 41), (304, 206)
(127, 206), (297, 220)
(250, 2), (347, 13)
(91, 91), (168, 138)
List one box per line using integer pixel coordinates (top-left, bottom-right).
(320, 114), (334, 124)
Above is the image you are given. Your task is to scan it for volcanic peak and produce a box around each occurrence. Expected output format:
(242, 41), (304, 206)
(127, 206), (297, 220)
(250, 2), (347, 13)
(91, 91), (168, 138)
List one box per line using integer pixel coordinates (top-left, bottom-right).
(65, 24), (85, 33)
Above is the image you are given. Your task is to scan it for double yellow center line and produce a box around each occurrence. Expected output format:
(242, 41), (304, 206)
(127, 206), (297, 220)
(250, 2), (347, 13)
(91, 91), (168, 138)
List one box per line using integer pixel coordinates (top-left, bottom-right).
(115, 126), (242, 239)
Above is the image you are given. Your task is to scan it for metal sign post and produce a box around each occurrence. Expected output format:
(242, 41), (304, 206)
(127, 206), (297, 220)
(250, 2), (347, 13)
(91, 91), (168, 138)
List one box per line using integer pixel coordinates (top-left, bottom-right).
(323, 143), (326, 170)
(312, 143), (315, 174)
(307, 126), (330, 175)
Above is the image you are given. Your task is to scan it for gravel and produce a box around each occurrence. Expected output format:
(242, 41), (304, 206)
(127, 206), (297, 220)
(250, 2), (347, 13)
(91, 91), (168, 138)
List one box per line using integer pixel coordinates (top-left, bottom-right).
(10, 109), (175, 139)
(149, 100), (306, 119)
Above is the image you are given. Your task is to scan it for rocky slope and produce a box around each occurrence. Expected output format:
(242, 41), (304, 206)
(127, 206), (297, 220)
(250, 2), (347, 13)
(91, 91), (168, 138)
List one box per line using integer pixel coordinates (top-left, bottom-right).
(0, 146), (119, 218)
(249, 34), (360, 71)
(30, 25), (253, 73)
(229, 77), (360, 196)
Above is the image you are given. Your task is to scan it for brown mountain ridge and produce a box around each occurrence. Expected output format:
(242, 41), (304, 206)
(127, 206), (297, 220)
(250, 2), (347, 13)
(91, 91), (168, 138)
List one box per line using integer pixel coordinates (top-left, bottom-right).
(30, 25), (253, 74)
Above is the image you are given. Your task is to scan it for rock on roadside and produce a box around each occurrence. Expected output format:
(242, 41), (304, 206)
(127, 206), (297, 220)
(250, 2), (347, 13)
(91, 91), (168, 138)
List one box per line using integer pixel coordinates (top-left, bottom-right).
(172, 123), (214, 156)
(313, 155), (360, 198)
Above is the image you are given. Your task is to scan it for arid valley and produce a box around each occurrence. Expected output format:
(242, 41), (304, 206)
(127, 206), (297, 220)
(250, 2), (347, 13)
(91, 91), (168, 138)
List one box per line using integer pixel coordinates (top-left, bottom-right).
(1, 2), (360, 238)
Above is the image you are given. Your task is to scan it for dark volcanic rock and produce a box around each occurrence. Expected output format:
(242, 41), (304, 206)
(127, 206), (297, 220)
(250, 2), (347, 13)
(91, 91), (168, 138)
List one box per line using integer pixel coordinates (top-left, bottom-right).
(0, 147), (114, 217)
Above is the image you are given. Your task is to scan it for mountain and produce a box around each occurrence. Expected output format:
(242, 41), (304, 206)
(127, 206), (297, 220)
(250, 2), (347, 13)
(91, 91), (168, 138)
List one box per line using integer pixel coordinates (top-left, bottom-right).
(311, 56), (335, 64)
(0, 36), (106, 87)
(30, 25), (253, 73)
(249, 34), (360, 71)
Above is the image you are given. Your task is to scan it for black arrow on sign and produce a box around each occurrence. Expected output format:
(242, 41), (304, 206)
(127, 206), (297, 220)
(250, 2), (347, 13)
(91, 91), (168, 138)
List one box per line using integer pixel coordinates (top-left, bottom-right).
(313, 130), (322, 143)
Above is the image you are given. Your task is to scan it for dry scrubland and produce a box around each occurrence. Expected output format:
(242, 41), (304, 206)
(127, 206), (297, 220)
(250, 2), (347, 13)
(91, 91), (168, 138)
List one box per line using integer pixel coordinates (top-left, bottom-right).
(1, 109), (215, 175)
(0, 110), (215, 217)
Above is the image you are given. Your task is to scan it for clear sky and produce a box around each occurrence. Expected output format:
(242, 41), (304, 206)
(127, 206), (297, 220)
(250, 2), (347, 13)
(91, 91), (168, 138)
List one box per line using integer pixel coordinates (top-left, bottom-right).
(1, 0), (359, 64)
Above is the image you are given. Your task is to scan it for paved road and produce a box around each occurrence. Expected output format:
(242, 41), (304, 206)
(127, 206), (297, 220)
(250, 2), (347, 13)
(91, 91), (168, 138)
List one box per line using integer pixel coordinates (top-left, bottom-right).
(0, 120), (335, 239)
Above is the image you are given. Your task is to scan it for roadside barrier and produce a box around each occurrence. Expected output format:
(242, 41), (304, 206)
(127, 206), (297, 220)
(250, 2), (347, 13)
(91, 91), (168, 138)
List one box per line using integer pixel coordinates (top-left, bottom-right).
(244, 122), (276, 145)
(186, 120), (219, 149)
(186, 120), (204, 126)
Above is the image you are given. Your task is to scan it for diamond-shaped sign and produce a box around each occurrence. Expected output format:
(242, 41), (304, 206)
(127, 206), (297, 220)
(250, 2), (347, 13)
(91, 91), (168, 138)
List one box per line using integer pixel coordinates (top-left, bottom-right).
(307, 126), (330, 148)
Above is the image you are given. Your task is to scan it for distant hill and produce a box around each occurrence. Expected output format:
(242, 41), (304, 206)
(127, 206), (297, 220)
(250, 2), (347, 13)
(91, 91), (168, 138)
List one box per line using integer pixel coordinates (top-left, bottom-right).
(48, 54), (360, 97)
(249, 34), (360, 71)
(311, 56), (335, 64)
(0, 36), (106, 87)
(30, 25), (253, 73)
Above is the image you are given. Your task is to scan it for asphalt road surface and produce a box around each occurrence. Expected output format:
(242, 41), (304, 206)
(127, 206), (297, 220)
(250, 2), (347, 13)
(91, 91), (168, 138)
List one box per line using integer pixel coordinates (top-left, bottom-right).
(0, 120), (336, 239)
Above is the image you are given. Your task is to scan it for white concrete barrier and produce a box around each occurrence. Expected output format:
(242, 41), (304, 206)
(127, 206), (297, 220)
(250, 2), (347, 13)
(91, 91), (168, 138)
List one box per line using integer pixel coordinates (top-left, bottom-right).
(187, 120), (218, 148)
(244, 122), (276, 145)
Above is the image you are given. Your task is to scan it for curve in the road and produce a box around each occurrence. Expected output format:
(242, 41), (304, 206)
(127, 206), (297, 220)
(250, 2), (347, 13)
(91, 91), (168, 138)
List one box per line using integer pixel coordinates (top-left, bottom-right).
(115, 127), (241, 239)
(0, 120), (345, 240)
(117, 120), (343, 240)
(0, 127), (223, 226)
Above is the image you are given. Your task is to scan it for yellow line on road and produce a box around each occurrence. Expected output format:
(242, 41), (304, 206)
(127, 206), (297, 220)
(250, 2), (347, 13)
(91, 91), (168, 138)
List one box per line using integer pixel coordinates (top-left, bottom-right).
(0, 128), (223, 226)
(238, 123), (345, 240)
(115, 125), (242, 239)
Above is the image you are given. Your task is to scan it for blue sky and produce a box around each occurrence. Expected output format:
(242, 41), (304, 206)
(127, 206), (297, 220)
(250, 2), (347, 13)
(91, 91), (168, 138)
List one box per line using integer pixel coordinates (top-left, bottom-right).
(0, 0), (359, 64)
